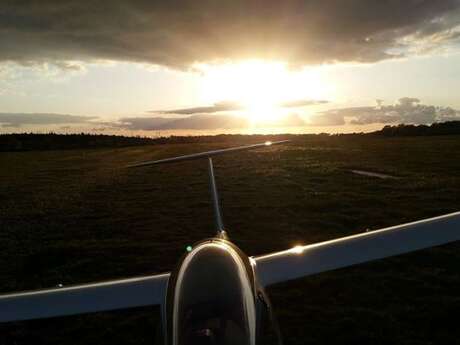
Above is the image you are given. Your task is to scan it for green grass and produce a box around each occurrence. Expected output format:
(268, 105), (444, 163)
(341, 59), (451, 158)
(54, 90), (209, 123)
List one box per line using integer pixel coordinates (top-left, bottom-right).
(1, 135), (459, 344)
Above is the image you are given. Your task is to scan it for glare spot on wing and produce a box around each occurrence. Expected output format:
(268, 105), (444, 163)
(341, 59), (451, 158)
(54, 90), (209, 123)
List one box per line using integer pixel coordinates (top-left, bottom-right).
(290, 245), (305, 254)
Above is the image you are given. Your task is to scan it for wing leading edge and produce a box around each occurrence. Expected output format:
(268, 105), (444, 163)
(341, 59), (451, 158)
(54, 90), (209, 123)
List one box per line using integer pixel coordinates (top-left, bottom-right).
(254, 212), (460, 287)
(2, 212), (459, 321)
(0, 273), (169, 322)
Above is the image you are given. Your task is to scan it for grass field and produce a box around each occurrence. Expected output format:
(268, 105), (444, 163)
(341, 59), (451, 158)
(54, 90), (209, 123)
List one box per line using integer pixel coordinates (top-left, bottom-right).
(1, 134), (459, 345)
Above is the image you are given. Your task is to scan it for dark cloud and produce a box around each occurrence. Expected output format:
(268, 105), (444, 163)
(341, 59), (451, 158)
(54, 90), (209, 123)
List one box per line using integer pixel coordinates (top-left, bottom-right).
(154, 99), (327, 115)
(0, 112), (98, 127)
(309, 98), (460, 126)
(2, 1), (460, 68)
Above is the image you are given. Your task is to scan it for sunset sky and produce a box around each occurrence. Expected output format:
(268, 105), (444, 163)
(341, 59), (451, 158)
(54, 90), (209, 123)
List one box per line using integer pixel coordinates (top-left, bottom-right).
(1, 1), (460, 135)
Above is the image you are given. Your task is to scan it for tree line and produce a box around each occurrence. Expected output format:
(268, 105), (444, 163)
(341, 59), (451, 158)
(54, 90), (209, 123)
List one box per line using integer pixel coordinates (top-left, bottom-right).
(373, 121), (460, 137)
(1, 122), (458, 151)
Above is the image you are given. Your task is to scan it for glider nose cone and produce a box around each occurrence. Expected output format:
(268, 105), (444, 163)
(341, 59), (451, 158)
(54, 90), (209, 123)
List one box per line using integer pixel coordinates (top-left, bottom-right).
(177, 243), (244, 308)
(173, 242), (254, 345)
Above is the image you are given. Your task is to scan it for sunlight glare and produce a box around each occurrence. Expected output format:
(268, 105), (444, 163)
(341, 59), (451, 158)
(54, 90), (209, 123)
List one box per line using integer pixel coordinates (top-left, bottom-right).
(197, 60), (331, 124)
(291, 245), (305, 254)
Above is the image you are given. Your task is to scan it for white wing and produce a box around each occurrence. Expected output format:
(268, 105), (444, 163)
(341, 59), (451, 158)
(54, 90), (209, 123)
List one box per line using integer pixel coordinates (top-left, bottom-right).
(0, 273), (169, 322)
(253, 212), (460, 287)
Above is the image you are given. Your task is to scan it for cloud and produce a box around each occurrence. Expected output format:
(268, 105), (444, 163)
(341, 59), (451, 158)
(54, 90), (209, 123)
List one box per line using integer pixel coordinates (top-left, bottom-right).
(308, 111), (347, 126)
(273, 113), (306, 127)
(117, 116), (181, 130)
(154, 99), (327, 115)
(116, 113), (308, 130)
(0, 113), (98, 127)
(308, 98), (460, 126)
(154, 101), (243, 115)
(280, 99), (328, 108)
(118, 114), (249, 130)
(2, 1), (460, 69)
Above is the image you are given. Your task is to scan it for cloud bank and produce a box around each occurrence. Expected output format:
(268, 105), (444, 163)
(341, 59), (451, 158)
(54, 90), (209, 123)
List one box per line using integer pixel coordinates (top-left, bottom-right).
(154, 101), (244, 115)
(154, 99), (327, 115)
(309, 98), (460, 126)
(2, 98), (459, 131)
(0, 113), (97, 128)
(118, 115), (248, 131)
(2, 1), (460, 68)
(118, 98), (460, 130)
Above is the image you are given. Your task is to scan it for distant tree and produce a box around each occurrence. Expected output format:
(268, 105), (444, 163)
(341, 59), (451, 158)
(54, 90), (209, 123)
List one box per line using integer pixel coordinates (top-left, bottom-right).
(374, 121), (460, 137)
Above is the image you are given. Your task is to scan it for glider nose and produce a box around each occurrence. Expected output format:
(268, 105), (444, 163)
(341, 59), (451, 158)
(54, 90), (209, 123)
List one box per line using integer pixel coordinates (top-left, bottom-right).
(172, 242), (255, 345)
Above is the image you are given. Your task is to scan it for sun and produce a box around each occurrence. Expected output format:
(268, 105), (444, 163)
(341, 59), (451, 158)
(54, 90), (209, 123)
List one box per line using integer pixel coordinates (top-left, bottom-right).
(197, 60), (331, 124)
(244, 101), (282, 124)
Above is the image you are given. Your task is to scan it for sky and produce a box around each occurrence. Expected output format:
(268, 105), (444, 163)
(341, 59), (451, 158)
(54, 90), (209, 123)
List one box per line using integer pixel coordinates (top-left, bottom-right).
(1, 0), (460, 135)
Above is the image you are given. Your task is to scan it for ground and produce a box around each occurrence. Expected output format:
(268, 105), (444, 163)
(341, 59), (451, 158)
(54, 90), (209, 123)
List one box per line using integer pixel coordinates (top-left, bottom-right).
(1, 134), (459, 345)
